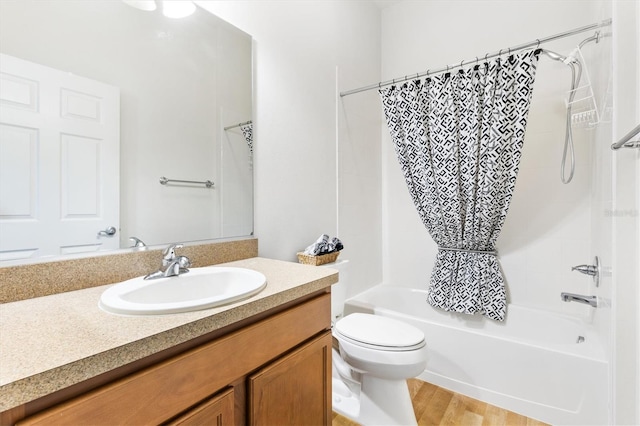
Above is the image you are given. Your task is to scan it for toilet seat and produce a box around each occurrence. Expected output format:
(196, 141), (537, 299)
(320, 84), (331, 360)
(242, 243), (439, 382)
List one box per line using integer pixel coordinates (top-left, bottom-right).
(335, 313), (426, 351)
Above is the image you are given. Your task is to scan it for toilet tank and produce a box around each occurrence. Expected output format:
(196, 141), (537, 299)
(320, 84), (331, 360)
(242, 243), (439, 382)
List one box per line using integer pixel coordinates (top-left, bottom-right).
(321, 259), (349, 324)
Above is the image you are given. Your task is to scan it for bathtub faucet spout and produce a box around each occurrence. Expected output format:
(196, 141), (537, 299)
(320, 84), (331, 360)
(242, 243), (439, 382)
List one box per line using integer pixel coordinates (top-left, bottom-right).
(561, 292), (598, 307)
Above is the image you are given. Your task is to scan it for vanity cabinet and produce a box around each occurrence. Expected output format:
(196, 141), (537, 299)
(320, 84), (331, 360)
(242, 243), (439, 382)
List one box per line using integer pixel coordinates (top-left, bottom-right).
(167, 387), (235, 426)
(12, 292), (331, 426)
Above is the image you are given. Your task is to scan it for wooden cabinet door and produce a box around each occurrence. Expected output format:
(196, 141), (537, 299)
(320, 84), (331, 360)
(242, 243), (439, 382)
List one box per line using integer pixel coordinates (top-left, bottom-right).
(167, 387), (234, 426)
(248, 331), (332, 426)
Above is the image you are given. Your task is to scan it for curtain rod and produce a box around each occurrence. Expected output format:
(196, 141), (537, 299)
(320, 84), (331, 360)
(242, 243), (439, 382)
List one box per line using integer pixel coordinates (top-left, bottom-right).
(340, 18), (612, 97)
(224, 120), (252, 131)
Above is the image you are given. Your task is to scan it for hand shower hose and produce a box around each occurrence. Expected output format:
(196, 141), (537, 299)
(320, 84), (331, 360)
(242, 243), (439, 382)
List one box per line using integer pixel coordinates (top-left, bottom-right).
(561, 59), (582, 184)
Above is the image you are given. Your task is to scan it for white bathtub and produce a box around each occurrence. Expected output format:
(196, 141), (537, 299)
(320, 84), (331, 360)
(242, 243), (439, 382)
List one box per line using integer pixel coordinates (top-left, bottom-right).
(343, 286), (609, 425)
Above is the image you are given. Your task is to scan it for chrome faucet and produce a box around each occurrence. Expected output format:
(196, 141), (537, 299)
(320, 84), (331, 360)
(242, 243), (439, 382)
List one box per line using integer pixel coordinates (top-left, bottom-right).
(561, 292), (598, 307)
(144, 243), (191, 280)
(129, 236), (147, 250)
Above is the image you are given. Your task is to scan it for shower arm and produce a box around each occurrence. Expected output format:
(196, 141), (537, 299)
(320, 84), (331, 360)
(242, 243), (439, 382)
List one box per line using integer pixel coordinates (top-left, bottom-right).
(579, 30), (608, 49)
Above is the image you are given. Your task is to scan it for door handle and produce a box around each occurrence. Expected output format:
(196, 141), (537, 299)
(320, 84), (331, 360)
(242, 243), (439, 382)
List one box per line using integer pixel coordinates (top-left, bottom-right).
(98, 226), (117, 237)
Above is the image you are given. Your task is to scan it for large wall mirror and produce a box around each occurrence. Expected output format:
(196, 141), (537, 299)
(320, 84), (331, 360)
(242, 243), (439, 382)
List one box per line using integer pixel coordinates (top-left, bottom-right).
(0, 0), (253, 263)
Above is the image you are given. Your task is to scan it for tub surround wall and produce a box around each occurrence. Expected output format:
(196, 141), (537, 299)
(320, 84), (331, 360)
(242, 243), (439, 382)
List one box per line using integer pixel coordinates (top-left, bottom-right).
(0, 238), (257, 303)
(588, 0), (614, 373)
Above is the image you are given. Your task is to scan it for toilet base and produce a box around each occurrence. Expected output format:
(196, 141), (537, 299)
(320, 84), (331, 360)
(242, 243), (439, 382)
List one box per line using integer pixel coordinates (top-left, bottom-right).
(332, 350), (418, 426)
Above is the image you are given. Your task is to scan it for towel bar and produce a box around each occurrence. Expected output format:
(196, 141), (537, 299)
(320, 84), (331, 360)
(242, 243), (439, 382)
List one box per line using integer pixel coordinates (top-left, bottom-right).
(159, 176), (214, 188)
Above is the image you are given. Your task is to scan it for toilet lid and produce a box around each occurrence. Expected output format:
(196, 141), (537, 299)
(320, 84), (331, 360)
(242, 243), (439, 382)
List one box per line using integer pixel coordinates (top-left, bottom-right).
(335, 313), (425, 349)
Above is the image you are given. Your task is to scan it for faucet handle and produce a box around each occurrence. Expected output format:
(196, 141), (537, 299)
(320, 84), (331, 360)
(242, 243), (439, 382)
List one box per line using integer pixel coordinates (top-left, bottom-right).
(163, 243), (184, 261)
(571, 264), (597, 276)
(176, 255), (191, 269)
(570, 256), (601, 287)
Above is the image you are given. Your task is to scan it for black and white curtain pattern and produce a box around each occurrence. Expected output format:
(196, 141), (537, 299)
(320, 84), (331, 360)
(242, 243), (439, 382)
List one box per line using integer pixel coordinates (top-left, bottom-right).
(240, 123), (253, 154)
(379, 50), (539, 321)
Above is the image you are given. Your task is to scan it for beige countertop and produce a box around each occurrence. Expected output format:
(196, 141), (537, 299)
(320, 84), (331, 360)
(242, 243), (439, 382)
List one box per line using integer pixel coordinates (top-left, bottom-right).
(0, 257), (337, 412)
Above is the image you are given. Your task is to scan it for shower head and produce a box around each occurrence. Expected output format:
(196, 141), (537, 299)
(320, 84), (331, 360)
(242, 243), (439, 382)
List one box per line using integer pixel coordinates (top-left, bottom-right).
(542, 48), (579, 66)
(542, 49), (568, 62)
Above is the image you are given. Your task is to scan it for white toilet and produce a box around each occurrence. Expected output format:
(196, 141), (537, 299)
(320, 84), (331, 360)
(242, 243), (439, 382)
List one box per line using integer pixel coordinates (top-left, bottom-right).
(324, 260), (428, 426)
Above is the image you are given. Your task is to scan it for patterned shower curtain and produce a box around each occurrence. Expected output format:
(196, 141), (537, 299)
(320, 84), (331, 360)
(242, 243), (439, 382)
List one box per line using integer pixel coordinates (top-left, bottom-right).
(379, 50), (539, 321)
(240, 123), (253, 154)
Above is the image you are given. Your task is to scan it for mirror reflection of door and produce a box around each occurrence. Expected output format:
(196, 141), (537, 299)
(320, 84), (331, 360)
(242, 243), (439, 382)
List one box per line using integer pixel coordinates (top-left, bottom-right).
(0, 54), (120, 261)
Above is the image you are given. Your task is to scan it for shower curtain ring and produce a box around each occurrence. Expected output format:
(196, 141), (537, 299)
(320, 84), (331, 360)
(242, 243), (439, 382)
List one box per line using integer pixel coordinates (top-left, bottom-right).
(508, 47), (511, 56)
(484, 53), (489, 62)
(536, 39), (540, 49)
(460, 59), (464, 68)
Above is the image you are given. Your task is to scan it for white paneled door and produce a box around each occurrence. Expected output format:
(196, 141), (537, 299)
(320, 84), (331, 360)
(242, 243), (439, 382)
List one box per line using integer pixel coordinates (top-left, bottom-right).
(0, 54), (120, 260)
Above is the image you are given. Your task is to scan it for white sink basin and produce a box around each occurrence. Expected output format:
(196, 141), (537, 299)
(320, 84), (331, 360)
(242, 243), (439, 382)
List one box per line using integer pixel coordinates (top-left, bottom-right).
(99, 266), (267, 315)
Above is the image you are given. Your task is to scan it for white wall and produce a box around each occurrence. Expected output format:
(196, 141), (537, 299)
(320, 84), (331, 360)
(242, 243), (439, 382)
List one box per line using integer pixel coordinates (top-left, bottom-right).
(197, 1), (383, 297)
(380, 0), (607, 317)
(588, 0), (615, 415)
(612, 1), (640, 422)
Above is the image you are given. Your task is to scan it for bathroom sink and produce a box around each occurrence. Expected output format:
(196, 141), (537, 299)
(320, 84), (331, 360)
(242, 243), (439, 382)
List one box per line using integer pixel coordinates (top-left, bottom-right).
(99, 266), (267, 315)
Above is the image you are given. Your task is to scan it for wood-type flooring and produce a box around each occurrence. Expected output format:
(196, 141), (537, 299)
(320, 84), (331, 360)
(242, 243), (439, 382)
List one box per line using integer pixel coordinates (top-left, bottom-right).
(331, 378), (550, 426)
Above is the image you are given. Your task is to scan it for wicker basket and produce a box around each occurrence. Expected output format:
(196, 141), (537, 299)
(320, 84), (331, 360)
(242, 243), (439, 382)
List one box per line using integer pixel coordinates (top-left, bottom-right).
(296, 251), (340, 266)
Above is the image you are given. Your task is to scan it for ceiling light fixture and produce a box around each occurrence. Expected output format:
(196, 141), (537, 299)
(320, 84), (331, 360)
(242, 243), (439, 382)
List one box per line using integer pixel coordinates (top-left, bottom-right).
(161, 1), (196, 19)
